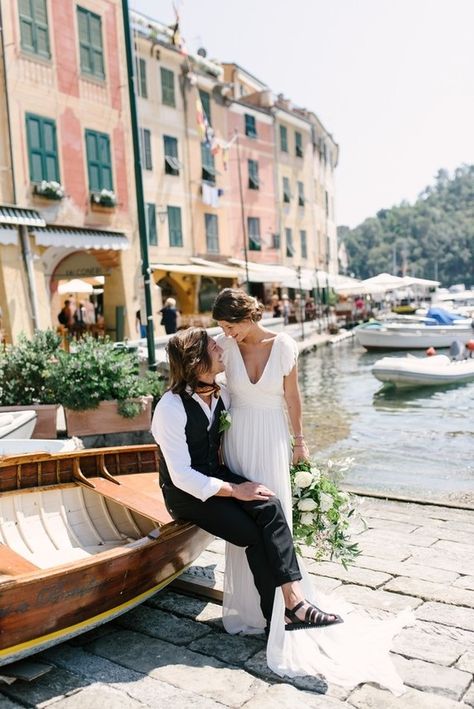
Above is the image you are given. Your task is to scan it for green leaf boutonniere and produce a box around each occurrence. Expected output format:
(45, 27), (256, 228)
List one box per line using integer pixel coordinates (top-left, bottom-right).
(219, 410), (232, 433)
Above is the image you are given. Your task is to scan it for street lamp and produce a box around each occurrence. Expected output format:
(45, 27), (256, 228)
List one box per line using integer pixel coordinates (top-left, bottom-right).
(297, 265), (305, 341)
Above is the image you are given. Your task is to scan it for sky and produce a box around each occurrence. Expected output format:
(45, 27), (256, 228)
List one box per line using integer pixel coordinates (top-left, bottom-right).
(131, 0), (474, 228)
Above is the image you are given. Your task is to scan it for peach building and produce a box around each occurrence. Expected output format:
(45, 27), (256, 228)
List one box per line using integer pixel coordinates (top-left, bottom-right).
(0, 0), (141, 343)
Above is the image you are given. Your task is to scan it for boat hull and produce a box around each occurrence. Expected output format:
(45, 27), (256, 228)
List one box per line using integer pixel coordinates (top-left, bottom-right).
(372, 355), (474, 388)
(356, 323), (474, 350)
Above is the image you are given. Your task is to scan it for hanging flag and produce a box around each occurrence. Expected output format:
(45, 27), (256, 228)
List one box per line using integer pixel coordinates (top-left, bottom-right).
(196, 95), (207, 141)
(170, 3), (188, 55)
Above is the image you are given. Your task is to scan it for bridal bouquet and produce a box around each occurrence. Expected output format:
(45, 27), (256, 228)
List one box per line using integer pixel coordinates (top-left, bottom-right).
(290, 456), (363, 568)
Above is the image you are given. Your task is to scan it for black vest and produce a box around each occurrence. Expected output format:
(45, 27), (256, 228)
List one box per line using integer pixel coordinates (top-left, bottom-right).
(158, 394), (226, 489)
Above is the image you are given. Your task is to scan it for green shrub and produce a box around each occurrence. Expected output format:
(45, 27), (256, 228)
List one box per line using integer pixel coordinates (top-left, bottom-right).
(0, 330), (61, 406)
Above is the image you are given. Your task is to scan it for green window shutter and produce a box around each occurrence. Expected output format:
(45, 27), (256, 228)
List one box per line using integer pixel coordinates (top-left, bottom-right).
(136, 58), (147, 98)
(140, 129), (152, 170)
(146, 203), (157, 245)
(295, 131), (303, 157)
(201, 142), (215, 184)
(248, 217), (261, 251)
(164, 136), (179, 175)
(286, 228), (294, 257)
(245, 114), (257, 138)
(85, 129), (112, 192)
(26, 113), (59, 183)
(19, 0), (50, 58)
(283, 177), (291, 203)
(199, 90), (211, 125)
(298, 181), (305, 206)
(272, 232), (281, 249)
(161, 68), (175, 106)
(168, 206), (183, 247)
(77, 7), (104, 79)
(279, 125), (288, 152)
(300, 230), (307, 259)
(248, 159), (259, 189)
(205, 213), (219, 253)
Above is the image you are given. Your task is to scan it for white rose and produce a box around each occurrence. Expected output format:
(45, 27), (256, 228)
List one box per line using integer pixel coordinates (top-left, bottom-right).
(298, 498), (317, 512)
(300, 512), (315, 526)
(310, 467), (321, 483)
(294, 470), (313, 488)
(319, 492), (334, 512)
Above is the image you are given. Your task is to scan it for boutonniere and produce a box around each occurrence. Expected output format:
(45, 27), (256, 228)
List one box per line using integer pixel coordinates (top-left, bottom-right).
(219, 410), (232, 433)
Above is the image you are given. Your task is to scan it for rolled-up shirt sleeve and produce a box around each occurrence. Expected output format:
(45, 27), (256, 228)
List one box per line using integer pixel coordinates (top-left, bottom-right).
(151, 392), (223, 501)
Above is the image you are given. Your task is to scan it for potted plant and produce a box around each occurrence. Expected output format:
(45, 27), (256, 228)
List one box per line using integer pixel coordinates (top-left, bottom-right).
(0, 330), (61, 438)
(49, 336), (163, 436)
(34, 180), (65, 200)
(91, 188), (117, 209)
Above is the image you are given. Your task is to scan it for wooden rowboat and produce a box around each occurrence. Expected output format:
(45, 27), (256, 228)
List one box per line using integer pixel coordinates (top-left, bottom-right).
(0, 444), (212, 667)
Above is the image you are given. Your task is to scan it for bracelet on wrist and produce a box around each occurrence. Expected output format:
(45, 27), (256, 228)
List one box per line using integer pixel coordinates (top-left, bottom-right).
(294, 434), (305, 440)
(294, 442), (306, 448)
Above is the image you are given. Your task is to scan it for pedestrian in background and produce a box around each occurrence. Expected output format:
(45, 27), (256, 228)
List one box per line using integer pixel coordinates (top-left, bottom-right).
(160, 297), (179, 335)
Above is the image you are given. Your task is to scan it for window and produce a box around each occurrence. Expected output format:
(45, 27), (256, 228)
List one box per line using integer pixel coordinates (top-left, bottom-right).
(325, 190), (329, 217)
(279, 125), (288, 152)
(168, 206), (183, 247)
(300, 230), (307, 259)
(85, 129), (112, 192)
(244, 114), (257, 138)
(286, 228), (294, 258)
(199, 90), (211, 125)
(248, 159), (259, 190)
(146, 203), (157, 246)
(135, 57), (147, 98)
(271, 232), (281, 249)
(295, 131), (303, 157)
(19, 0), (50, 58)
(205, 213), (219, 253)
(297, 181), (305, 207)
(25, 113), (59, 183)
(247, 217), (261, 251)
(161, 67), (175, 106)
(201, 143), (216, 184)
(282, 176), (291, 203)
(77, 7), (104, 79)
(164, 136), (179, 176)
(140, 128), (152, 170)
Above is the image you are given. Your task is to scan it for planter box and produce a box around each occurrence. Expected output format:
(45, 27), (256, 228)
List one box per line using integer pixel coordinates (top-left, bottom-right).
(64, 397), (152, 437)
(0, 404), (58, 439)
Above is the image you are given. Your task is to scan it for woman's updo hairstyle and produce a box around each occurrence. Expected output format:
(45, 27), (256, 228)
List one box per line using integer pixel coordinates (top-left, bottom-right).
(212, 288), (264, 323)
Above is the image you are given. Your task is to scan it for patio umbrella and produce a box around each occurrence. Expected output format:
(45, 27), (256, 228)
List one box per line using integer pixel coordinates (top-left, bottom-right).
(58, 278), (94, 295)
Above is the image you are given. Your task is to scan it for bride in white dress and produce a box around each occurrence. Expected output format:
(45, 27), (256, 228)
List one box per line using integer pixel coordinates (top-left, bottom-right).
(213, 288), (413, 696)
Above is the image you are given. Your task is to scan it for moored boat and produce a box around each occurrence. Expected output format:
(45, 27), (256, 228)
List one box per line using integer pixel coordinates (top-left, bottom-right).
(372, 353), (474, 388)
(0, 444), (212, 667)
(0, 411), (37, 440)
(355, 320), (474, 350)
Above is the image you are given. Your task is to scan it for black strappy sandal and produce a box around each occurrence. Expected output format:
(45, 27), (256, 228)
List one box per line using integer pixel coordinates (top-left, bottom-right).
(284, 600), (343, 631)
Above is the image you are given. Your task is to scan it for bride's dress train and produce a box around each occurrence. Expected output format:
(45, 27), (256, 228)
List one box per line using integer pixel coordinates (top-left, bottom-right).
(219, 332), (414, 695)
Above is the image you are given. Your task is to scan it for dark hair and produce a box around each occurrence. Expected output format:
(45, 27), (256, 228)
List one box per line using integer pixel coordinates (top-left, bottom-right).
(212, 288), (264, 323)
(167, 327), (212, 395)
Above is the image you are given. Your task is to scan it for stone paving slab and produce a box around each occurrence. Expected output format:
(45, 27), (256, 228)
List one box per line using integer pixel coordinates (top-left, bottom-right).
(1, 495), (473, 708)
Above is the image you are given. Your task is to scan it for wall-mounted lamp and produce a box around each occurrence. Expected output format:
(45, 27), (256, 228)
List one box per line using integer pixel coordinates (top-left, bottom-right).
(157, 205), (168, 224)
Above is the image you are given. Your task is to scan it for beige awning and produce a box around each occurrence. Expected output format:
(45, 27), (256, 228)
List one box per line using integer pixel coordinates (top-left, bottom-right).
(151, 262), (240, 278)
(0, 205), (45, 227)
(32, 226), (129, 250)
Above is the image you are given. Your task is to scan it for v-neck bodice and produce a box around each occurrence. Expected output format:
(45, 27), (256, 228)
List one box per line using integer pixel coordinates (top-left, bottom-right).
(236, 332), (280, 386)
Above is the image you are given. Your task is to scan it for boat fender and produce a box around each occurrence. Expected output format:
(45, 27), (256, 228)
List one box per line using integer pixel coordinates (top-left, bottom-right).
(426, 347), (436, 357)
(467, 340), (474, 357)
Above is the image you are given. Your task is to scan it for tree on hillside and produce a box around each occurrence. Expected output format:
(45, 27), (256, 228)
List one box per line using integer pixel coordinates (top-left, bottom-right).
(338, 165), (474, 286)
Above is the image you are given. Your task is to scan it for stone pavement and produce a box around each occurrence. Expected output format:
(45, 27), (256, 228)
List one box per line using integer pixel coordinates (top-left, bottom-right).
(1, 495), (474, 708)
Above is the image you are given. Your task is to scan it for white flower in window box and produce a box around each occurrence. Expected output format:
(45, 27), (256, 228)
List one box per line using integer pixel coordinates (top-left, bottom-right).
(34, 180), (65, 201)
(91, 189), (117, 208)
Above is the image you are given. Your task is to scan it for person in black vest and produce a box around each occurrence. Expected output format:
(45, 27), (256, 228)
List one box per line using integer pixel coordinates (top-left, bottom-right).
(151, 327), (341, 633)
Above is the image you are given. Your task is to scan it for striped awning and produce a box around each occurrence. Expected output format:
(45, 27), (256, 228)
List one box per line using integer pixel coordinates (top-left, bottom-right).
(32, 226), (129, 251)
(0, 227), (18, 245)
(0, 205), (45, 227)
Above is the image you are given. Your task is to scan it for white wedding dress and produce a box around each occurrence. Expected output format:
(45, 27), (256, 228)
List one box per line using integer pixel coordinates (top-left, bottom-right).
(219, 331), (413, 695)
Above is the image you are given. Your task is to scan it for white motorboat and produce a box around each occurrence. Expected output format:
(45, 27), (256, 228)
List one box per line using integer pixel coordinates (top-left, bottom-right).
(0, 437), (83, 456)
(0, 411), (37, 439)
(372, 353), (474, 388)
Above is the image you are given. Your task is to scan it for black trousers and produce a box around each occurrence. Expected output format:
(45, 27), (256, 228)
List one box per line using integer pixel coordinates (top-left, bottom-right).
(162, 465), (302, 625)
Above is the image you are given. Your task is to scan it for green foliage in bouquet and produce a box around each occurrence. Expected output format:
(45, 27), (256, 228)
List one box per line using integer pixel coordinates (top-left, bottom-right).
(49, 335), (164, 417)
(0, 330), (61, 406)
(290, 457), (363, 569)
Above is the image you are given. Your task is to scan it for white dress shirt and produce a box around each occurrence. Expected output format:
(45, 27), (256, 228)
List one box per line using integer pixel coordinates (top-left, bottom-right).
(151, 387), (230, 502)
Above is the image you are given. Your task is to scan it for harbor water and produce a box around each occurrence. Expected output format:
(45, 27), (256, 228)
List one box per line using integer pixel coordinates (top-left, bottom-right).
(299, 339), (474, 504)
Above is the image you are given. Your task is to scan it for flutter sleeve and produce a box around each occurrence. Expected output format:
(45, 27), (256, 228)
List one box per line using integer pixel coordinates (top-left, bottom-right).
(215, 332), (232, 367)
(280, 333), (299, 376)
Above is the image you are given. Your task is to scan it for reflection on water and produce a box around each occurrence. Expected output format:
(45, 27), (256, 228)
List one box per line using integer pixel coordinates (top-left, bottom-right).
(298, 340), (474, 504)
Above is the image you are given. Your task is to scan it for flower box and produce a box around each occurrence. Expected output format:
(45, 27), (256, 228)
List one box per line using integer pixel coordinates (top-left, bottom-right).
(90, 189), (117, 209)
(0, 404), (58, 439)
(33, 181), (65, 201)
(64, 397), (152, 437)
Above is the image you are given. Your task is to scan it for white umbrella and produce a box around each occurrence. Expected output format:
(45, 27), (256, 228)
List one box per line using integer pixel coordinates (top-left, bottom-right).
(58, 278), (94, 295)
(399, 276), (440, 288)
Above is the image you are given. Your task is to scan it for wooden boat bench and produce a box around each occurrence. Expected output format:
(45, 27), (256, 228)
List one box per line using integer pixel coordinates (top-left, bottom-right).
(77, 476), (173, 525)
(0, 544), (39, 576)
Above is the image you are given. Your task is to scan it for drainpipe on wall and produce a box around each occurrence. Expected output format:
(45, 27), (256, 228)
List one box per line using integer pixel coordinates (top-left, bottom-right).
(0, 1), (40, 331)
